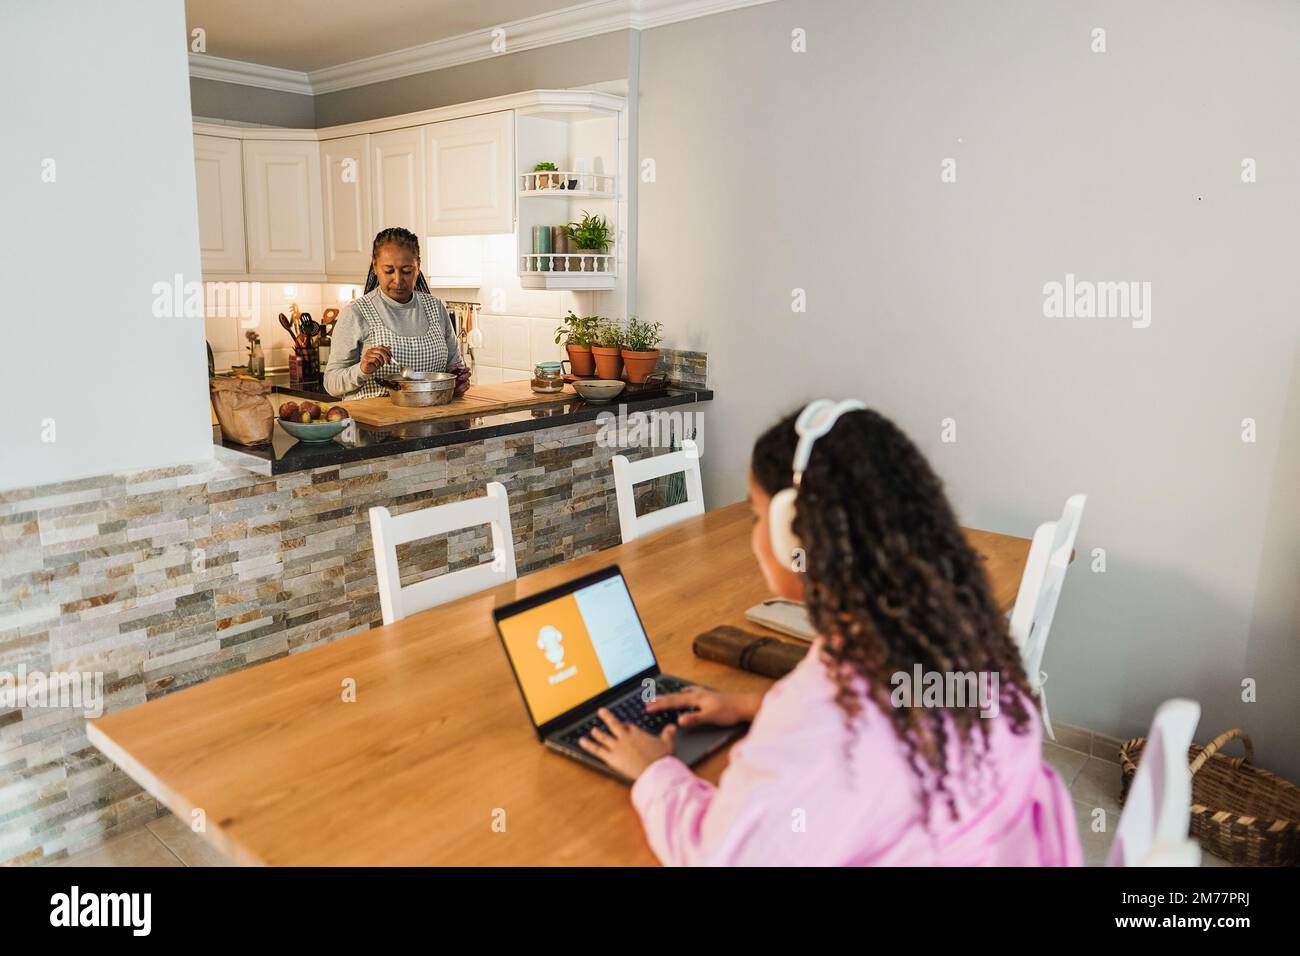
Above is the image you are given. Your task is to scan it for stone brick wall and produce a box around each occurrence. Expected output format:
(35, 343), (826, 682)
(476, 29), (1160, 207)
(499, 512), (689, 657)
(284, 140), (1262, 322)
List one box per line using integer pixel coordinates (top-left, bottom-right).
(0, 417), (675, 865)
(656, 349), (707, 388)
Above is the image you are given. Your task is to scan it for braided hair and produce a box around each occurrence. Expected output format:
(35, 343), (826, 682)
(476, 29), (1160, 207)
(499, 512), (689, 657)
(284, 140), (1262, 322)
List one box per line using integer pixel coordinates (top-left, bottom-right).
(750, 407), (1035, 822)
(364, 226), (430, 294)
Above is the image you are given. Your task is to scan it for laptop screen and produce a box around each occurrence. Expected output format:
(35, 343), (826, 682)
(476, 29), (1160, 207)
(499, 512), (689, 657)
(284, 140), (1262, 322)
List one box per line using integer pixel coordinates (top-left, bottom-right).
(495, 569), (656, 727)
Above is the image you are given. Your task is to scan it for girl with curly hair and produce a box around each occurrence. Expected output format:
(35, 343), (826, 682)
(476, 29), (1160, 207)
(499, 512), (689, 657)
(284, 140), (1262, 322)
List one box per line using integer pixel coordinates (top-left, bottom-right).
(578, 402), (1082, 865)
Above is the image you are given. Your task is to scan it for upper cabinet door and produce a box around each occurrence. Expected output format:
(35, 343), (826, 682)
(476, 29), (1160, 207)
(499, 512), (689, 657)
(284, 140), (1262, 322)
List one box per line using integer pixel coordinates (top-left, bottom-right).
(242, 139), (325, 275)
(193, 135), (247, 274)
(320, 134), (372, 279)
(371, 127), (426, 239)
(426, 111), (514, 236)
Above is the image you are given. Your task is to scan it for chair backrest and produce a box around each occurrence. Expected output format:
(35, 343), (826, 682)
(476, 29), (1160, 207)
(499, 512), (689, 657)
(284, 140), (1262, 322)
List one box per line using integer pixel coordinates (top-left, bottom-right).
(1009, 494), (1087, 676)
(611, 440), (704, 543)
(1107, 699), (1202, 867)
(368, 481), (517, 625)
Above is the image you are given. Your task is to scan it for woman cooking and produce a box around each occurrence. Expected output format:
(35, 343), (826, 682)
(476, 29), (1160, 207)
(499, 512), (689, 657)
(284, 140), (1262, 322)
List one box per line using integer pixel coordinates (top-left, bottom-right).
(324, 226), (471, 400)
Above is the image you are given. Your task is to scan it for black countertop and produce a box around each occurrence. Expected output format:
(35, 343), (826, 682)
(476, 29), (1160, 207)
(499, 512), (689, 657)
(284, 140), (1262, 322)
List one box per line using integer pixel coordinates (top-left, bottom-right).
(216, 369), (335, 402)
(214, 385), (713, 476)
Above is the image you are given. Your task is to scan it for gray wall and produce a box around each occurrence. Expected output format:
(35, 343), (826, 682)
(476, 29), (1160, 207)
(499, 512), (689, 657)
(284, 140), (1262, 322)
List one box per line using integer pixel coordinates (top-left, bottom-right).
(192, 31), (633, 129)
(0, 0), (212, 490)
(314, 30), (631, 126)
(190, 76), (316, 127)
(636, 0), (1300, 777)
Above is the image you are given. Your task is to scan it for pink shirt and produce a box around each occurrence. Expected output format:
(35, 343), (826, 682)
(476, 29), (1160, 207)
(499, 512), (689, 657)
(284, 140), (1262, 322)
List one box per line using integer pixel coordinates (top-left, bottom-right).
(631, 641), (1082, 866)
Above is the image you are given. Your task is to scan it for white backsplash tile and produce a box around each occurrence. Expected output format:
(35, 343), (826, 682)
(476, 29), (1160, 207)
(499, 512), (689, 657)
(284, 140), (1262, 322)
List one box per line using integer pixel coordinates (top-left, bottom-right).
(500, 317), (531, 368)
(529, 317), (564, 366)
(204, 310), (238, 353)
(475, 313), (503, 365)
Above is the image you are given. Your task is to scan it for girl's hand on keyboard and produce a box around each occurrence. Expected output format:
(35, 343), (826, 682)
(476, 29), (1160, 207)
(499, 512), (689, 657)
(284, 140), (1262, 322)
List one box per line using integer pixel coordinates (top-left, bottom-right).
(646, 687), (762, 728)
(579, 707), (677, 780)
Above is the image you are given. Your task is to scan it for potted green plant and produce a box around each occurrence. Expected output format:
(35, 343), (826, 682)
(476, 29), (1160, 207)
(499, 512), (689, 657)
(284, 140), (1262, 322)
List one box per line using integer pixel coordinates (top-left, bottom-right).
(555, 310), (598, 376)
(532, 161), (559, 189)
(621, 315), (662, 384)
(591, 316), (624, 380)
(563, 211), (614, 272)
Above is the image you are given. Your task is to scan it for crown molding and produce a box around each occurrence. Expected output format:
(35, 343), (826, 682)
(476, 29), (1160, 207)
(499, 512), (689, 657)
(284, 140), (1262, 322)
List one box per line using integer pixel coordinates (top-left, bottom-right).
(188, 52), (313, 96)
(188, 0), (777, 96)
(192, 88), (626, 142)
(631, 0), (774, 30)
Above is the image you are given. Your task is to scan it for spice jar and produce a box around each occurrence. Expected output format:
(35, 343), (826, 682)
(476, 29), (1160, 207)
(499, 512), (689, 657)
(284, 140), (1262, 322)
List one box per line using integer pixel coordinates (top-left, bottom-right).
(530, 361), (566, 394)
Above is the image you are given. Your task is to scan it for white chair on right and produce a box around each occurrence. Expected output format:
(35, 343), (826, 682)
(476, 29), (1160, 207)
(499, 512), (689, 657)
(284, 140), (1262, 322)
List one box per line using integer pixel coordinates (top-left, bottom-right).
(1107, 698), (1202, 867)
(611, 440), (704, 543)
(1008, 493), (1087, 740)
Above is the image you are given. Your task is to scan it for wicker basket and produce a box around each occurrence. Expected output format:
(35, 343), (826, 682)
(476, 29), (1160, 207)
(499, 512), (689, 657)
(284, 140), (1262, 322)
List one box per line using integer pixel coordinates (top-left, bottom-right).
(1119, 727), (1300, 866)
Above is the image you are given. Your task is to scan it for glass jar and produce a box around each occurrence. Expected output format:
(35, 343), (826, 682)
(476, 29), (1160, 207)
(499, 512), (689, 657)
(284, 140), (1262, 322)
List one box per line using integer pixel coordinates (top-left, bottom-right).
(530, 361), (567, 393)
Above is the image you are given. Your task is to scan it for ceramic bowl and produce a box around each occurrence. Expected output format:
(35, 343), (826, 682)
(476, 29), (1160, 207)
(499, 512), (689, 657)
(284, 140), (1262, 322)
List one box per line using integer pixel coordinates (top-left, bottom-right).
(278, 417), (351, 443)
(572, 379), (626, 403)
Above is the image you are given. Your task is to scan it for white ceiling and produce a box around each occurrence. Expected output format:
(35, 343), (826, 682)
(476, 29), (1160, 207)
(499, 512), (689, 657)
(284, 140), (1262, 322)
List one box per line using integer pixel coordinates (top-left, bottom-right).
(184, 0), (583, 72)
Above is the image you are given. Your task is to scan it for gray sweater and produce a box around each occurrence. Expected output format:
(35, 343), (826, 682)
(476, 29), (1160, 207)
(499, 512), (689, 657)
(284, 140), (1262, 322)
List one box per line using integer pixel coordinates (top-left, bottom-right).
(323, 289), (462, 398)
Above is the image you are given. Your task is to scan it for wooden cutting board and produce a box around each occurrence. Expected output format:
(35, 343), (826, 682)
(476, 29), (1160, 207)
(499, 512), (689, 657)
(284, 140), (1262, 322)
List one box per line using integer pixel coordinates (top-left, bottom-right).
(339, 379), (572, 426)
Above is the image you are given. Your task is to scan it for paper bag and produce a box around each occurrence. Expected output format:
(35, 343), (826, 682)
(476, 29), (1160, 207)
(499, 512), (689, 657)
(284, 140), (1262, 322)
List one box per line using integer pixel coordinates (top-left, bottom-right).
(210, 376), (274, 446)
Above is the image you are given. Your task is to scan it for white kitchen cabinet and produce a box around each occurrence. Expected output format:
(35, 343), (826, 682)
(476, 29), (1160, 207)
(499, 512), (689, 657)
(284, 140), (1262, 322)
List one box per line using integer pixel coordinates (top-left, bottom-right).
(242, 139), (325, 275)
(426, 112), (514, 236)
(193, 135), (247, 274)
(320, 135), (372, 280)
(371, 127), (426, 238)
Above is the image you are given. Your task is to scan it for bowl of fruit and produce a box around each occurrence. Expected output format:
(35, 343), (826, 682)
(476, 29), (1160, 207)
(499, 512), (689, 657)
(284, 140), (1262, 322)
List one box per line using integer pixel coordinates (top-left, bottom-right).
(277, 400), (351, 443)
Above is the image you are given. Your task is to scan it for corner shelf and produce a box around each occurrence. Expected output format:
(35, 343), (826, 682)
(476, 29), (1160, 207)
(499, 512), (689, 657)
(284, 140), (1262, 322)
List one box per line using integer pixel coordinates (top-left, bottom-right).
(519, 253), (616, 290)
(519, 170), (615, 197)
(515, 105), (622, 293)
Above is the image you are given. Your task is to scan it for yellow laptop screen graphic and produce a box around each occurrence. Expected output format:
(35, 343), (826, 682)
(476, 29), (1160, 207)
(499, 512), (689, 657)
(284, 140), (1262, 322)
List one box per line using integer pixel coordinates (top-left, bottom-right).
(498, 575), (656, 726)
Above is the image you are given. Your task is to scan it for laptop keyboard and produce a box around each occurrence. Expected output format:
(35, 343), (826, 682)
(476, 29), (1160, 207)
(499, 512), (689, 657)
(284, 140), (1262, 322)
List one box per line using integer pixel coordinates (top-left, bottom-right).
(560, 677), (695, 747)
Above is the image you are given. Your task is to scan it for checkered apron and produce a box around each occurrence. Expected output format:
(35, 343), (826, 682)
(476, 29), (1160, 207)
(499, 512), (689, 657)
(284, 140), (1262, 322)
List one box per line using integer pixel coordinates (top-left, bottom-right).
(351, 290), (450, 400)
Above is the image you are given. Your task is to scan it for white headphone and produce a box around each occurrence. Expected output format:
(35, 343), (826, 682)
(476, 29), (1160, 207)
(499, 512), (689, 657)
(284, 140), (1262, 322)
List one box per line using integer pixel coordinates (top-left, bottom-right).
(768, 399), (866, 566)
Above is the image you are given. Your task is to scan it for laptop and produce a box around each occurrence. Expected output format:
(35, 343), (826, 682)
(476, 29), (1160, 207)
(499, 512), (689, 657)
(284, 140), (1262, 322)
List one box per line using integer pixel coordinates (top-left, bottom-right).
(493, 564), (744, 782)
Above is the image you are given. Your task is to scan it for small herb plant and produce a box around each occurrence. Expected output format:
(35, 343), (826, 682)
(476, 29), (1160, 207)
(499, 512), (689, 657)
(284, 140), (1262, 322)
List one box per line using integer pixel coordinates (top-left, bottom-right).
(532, 161), (559, 171)
(594, 316), (624, 348)
(623, 315), (662, 352)
(555, 310), (599, 347)
(564, 211), (614, 252)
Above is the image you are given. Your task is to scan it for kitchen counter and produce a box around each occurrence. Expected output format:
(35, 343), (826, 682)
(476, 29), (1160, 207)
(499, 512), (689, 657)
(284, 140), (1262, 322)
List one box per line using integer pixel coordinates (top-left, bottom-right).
(215, 384), (713, 475)
(216, 369), (333, 403)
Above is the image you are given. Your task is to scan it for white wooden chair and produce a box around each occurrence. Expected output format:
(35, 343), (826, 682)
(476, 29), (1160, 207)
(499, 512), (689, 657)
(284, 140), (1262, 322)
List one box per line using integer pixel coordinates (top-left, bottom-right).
(1107, 699), (1202, 867)
(611, 440), (704, 543)
(1008, 493), (1087, 740)
(368, 481), (517, 625)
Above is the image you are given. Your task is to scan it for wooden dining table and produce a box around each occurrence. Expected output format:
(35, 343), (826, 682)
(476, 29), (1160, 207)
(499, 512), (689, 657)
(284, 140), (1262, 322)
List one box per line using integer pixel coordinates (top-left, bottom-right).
(86, 500), (1034, 866)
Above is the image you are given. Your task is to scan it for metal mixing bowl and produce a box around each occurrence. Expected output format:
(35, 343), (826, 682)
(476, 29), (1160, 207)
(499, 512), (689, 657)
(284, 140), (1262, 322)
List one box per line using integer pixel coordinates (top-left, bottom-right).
(377, 371), (457, 407)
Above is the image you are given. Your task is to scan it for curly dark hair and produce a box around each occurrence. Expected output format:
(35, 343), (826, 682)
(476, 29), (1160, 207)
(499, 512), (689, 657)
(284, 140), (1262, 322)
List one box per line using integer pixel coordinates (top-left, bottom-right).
(750, 406), (1035, 821)
(364, 227), (430, 294)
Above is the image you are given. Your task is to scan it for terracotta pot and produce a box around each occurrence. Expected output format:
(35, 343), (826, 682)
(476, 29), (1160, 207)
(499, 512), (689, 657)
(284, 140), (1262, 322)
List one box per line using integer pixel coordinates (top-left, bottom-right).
(591, 345), (623, 380)
(621, 349), (660, 384)
(566, 343), (595, 377)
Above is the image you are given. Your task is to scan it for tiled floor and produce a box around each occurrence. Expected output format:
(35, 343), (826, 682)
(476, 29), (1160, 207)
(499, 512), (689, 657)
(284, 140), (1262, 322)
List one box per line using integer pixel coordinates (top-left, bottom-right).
(55, 813), (235, 868)
(1044, 723), (1234, 868)
(54, 723), (1234, 867)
